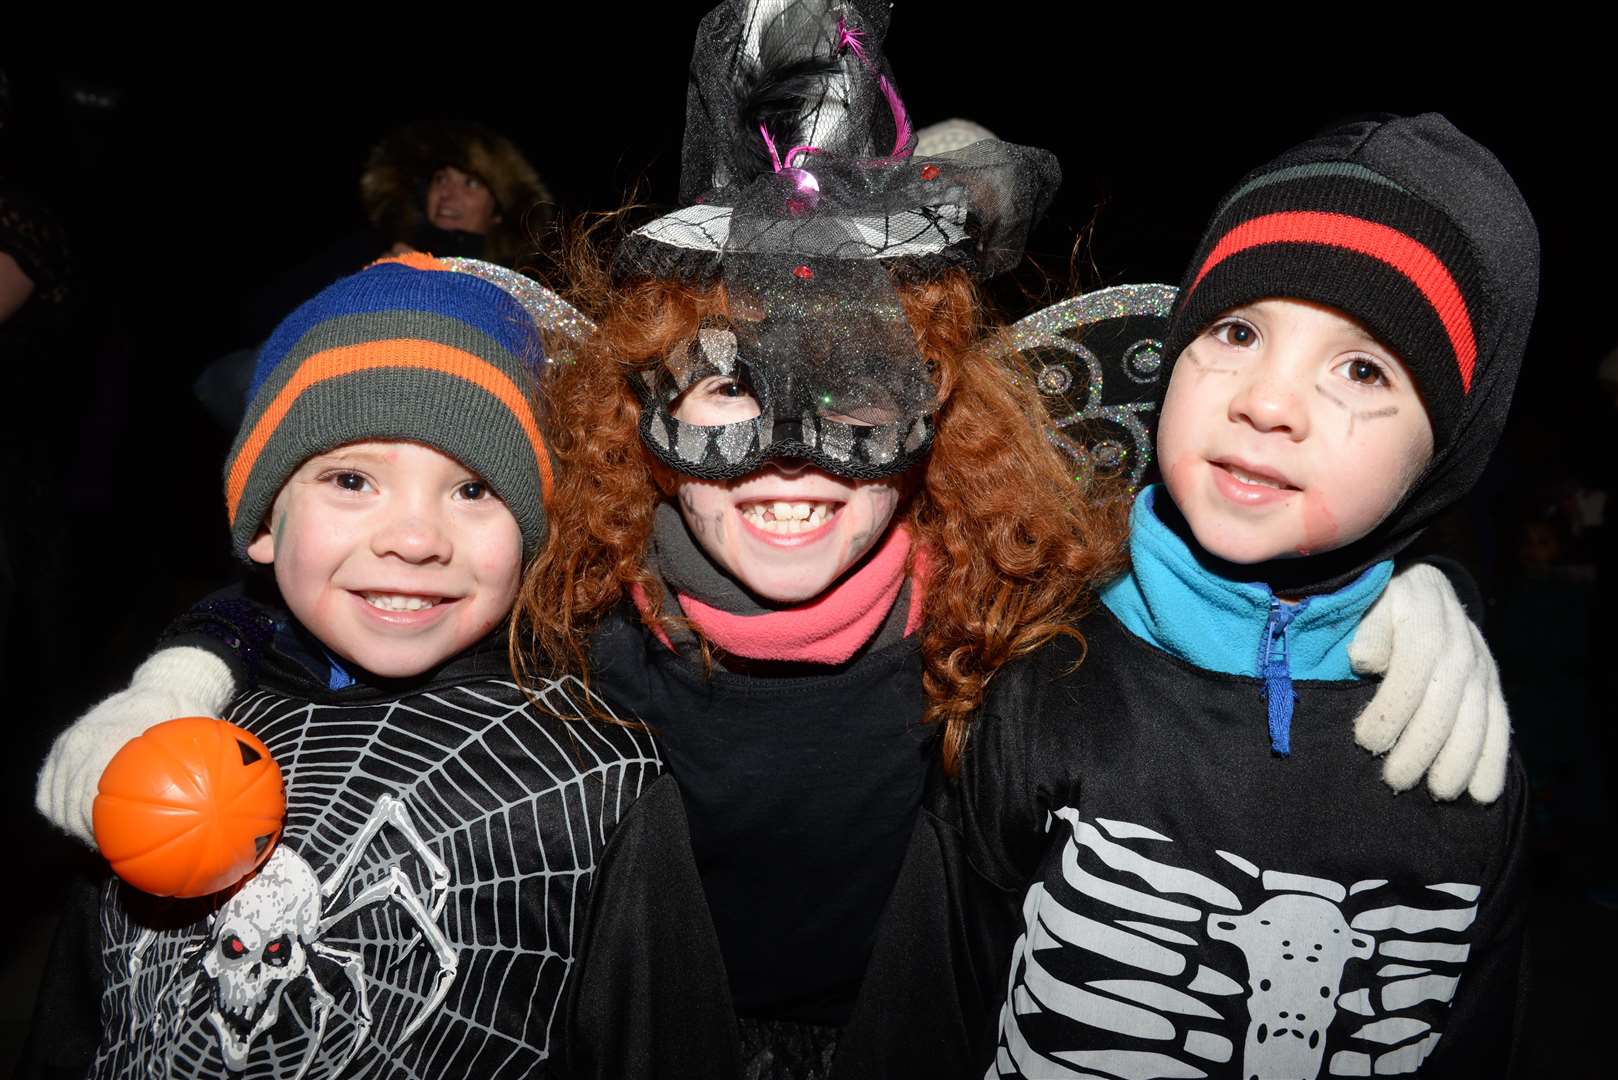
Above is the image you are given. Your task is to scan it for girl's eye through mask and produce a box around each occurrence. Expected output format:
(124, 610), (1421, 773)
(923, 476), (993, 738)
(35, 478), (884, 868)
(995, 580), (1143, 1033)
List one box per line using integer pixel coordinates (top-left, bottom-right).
(635, 258), (937, 480)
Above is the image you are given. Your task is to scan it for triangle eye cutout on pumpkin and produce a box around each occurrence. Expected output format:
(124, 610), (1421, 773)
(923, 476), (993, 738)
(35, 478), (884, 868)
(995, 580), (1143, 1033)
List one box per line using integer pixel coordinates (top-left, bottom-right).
(237, 740), (263, 766)
(254, 833), (275, 856)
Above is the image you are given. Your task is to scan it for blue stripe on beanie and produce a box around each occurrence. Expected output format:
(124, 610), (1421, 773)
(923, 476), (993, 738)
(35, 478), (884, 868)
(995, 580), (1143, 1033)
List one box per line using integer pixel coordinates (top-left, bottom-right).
(248, 261), (540, 400)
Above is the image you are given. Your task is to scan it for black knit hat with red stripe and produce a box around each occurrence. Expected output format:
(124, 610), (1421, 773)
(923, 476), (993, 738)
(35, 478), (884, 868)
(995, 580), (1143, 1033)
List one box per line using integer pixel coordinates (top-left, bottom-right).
(1160, 112), (1539, 593)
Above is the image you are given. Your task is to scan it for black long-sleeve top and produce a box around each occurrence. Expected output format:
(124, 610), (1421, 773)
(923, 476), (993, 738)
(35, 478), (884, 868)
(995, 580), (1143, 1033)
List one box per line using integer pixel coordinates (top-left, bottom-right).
(73, 616), (661, 1079)
(903, 608), (1530, 1079)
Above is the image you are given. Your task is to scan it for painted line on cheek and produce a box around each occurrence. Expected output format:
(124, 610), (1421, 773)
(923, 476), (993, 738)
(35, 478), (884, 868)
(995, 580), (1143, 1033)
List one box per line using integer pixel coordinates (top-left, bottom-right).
(1299, 491), (1340, 557)
(1184, 343), (1237, 376)
(1356, 406), (1400, 422)
(1315, 385), (1348, 410)
(1316, 384), (1355, 437)
(1165, 455), (1198, 505)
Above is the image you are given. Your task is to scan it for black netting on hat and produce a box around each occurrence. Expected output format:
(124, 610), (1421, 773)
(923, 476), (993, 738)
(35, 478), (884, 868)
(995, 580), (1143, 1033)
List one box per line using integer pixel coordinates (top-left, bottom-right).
(678, 0), (903, 198)
(613, 0), (1060, 283)
(636, 257), (935, 480)
(624, 0), (1060, 480)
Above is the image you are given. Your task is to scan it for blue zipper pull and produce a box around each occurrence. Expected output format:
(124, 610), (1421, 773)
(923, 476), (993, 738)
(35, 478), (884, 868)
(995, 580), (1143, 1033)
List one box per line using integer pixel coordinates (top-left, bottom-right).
(1258, 597), (1307, 756)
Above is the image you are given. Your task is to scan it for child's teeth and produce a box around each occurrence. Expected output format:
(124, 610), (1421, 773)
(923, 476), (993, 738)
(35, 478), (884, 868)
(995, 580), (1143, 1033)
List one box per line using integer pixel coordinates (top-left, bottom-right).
(1228, 465), (1283, 489)
(744, 501), (835, 533)
(364, 593), (440, 611)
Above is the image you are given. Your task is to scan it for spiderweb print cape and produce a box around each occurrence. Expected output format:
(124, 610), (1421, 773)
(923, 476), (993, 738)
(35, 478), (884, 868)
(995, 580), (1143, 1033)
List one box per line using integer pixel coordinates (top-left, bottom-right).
(92, 669), (660, 1080)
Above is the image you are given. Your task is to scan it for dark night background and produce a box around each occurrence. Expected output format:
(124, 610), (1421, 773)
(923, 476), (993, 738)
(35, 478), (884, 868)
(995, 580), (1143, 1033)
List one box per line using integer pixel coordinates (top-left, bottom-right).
(1, 18), (1612, 1075)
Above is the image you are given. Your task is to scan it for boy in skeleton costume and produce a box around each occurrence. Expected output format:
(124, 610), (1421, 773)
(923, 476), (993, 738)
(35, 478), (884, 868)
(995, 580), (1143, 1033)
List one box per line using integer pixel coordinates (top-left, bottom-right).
(36, 255), (659, 1080)
(949, 116), (1535, 1079)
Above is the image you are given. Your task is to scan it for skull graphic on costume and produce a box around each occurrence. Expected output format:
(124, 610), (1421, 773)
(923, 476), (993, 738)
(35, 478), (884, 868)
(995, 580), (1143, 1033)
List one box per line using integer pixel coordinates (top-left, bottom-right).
(199, 847), (322, 1070)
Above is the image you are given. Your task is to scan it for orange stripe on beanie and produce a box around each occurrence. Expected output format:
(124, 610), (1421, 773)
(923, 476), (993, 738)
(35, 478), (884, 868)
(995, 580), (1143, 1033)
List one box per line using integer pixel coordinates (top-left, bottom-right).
(226, 338), (553, 524)
(224, 258), (555, 561)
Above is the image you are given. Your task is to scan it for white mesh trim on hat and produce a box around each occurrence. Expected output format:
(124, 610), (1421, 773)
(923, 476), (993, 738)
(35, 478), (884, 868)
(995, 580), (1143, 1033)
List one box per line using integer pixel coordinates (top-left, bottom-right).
(632, 202), (969, 258)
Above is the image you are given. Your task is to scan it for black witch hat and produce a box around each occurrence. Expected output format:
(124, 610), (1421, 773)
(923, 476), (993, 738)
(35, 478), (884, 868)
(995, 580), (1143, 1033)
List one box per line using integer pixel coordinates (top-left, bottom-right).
(622, 1), (1063, 483)
(615, 0), (1060, 283)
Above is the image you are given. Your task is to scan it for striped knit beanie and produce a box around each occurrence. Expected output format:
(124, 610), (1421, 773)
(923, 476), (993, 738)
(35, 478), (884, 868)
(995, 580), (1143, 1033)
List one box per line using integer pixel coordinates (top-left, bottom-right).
(1160, 113), (1539, 591)
(224, 253), (554, 562)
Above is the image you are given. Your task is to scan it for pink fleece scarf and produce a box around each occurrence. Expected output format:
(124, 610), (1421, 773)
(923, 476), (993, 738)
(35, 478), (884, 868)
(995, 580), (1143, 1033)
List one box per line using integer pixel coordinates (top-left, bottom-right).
(639, 525), (927, 664)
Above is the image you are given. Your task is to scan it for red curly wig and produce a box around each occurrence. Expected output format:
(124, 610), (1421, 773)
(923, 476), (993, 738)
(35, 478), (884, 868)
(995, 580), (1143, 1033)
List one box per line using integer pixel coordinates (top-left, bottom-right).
(512, 243), (1130, 775)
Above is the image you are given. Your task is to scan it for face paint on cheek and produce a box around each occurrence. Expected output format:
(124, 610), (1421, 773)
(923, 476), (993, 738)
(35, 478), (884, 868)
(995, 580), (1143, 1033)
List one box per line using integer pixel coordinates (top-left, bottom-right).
(1315, 383), (1355, 438)
(1183, 344), (1237, 377)
(1165, 454), (1199, 506)
(845, 485), (900, 561)
(1298, 491), (1340, 557)
(678, 485), (727, 543)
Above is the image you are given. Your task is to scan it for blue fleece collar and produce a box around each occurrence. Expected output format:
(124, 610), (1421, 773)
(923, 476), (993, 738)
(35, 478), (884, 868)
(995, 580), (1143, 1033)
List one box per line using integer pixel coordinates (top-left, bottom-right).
(1100, 486), (1391, 682)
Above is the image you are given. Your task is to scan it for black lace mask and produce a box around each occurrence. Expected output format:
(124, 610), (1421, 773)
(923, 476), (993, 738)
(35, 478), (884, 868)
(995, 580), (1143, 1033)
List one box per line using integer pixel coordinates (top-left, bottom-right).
(636, 257), (935, 480)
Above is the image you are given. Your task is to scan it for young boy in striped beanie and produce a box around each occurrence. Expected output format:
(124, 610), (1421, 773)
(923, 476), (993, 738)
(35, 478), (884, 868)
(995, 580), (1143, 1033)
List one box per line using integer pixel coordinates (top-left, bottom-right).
(31, 254), (660, 1078)
(965, 115), (1539, 1078)
(223, 252), (554, 677)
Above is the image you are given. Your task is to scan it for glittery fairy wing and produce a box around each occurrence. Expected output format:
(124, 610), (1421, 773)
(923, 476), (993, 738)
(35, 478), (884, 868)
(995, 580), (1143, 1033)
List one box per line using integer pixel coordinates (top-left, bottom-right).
(995, 284), (1178, 491)
(437, 257), (597, 364)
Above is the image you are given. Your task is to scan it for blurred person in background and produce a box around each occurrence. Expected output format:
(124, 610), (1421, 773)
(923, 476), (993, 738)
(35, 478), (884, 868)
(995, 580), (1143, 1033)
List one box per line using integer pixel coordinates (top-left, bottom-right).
(198, 118), (555, 428)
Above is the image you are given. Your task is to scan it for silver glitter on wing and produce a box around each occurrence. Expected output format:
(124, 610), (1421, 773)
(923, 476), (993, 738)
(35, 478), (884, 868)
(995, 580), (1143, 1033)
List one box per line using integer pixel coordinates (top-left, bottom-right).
(437, 258), (596, 361)
(991, 284), (1180, 491)
(1123, 339), (1165, 383)
(1008, 284), (1178, 347)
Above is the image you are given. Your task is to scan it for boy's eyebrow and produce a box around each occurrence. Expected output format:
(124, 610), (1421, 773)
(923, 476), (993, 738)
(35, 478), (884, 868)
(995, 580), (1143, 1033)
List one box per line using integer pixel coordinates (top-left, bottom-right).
(306, 447), (394, 468)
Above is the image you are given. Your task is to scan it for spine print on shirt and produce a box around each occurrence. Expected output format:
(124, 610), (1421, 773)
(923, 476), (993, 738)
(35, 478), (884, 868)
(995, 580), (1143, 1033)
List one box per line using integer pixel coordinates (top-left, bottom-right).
(94, 677), (661, 1080)
(995, 810), (1480, 1079)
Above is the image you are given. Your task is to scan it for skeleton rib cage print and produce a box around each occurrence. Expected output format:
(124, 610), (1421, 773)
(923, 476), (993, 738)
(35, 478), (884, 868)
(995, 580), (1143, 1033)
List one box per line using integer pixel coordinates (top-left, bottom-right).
(94, 674), (661, 1080)
(995, 811), (1485, 1080)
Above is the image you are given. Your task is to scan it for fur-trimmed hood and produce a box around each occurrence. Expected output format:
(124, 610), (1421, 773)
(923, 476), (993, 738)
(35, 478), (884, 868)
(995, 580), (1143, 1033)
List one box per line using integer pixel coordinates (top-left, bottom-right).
(360, 119), (555, 268)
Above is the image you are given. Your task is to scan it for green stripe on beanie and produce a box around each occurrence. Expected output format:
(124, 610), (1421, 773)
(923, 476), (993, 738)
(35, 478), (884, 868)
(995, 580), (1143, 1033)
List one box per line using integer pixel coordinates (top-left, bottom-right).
(224, 256), (554, 563)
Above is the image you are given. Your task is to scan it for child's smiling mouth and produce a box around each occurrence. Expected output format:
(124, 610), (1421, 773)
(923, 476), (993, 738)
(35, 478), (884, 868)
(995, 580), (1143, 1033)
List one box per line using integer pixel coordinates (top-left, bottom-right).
(1211, 457), (1300, 492)
(737, 499), (844, 536)
(356, 591), (458, 613)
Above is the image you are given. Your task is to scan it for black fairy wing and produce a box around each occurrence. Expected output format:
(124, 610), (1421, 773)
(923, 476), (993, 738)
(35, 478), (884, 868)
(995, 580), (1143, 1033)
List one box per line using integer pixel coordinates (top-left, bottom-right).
(994, 284), (1178, 492)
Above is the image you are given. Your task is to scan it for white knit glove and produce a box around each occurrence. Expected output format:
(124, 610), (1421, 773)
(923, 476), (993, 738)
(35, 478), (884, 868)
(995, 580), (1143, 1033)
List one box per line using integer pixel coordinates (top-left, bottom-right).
(1348, 563), (1510, 803)
(35, 646), (239, 845)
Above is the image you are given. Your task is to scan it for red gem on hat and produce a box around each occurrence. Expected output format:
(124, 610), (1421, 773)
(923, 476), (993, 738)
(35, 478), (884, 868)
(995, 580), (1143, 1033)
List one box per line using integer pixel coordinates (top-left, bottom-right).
(920, 164), (941, 181)
(793, 264), (814, 280)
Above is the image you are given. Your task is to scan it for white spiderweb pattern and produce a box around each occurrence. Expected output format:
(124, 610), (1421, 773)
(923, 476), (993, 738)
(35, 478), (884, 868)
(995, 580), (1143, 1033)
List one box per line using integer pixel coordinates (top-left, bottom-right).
(93, 674), (661, 1080)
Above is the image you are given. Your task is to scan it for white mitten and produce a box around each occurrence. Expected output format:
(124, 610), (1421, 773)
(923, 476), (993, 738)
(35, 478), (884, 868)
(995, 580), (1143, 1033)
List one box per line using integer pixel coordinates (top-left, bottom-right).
(1348, 563), (1510, 803)
(35, 646), (239, 845)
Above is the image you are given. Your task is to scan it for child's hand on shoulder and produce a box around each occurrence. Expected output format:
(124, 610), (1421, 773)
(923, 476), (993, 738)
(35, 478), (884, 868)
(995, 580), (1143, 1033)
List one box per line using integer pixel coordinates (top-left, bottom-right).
(1349, 563), (1509, 803)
